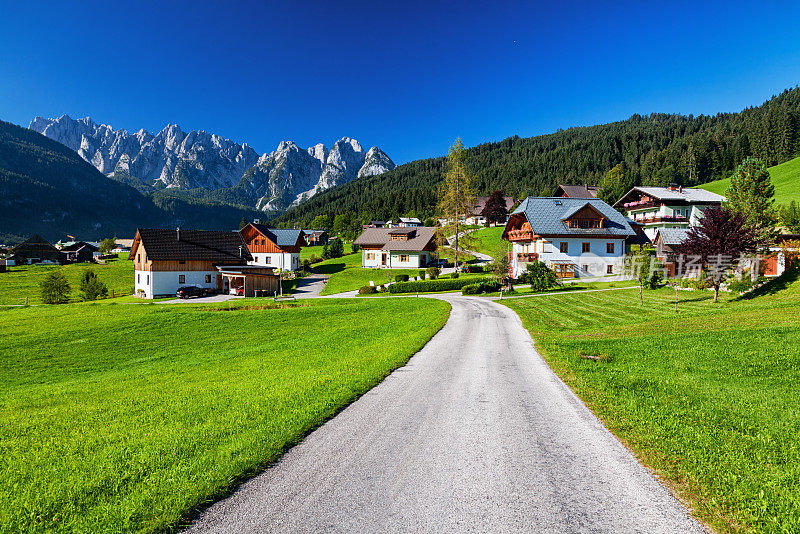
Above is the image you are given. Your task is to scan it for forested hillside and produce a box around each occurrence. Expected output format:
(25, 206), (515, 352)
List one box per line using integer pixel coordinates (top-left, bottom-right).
(0, 121), (260, 243)
(276, 87), (800, 226)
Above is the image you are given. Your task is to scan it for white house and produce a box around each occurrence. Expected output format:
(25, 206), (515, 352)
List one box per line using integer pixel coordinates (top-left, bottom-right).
(503, 197), (638, 279)
(241, 224), (303, 271)
(397, 217), (422, 227)
(614, 185), (725, 240)
(353, 226), (437, 268)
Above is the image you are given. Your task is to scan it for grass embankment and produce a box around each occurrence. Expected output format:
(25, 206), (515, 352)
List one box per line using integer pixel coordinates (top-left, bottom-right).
(698, 155), (800, 205)
(313, 252), (421, 295)
(0, 254), (133, 305)
(299, 242), (354, 261)
(462, 226), (505, 260)
(501, 272), (800, 533)
(0, 297), (451, 532)
(437, 246), (476, 263)
(483, 279), (637, 297)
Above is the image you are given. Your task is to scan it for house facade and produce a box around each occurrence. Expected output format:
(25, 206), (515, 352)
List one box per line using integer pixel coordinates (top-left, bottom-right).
(60, 241), (99, 263)
(354, 227), (437, 268)
(503, 197), (636, 279)
(614, 185), (725, 240)
(302, 230), (329, 246)
(8, 234), (62, 265)
(466, 196), (516, 226)
(130, 228), (277, 298)
(241, 224), (303, 271)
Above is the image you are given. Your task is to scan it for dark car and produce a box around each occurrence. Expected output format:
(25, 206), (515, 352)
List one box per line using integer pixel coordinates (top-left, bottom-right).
(430, 258), (449, 267)
(176, 285), (207, 299)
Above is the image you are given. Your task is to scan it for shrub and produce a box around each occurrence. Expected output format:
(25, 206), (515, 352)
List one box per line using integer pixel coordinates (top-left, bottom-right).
(79, 269), (108, 301)
(358, 285), (377, 294)
(388, 277), (491, 294)
(451, 273), (459, 279)
(482, 280), (502, 292)
(395, 274), (409, 282)
(426, 266), (440, 279)
(40, 269), (71, 304)
(419, 270), (426, 279)
(521, 262), (559, 291)
(461, 283), (482, 295)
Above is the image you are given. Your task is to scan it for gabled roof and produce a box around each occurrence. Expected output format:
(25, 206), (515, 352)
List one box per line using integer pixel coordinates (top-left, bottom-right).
(560, 201), (606, 221)
(60, 241), (99, 252)
(398, 217), (421, 224)
(508, 197), (636, 237)
(554, 184), (599, 198)
(615, 186), (725, 207)
(248, 224), (303, 248)
(655, 228), (691, 246)
(471, 195), (515, 215)
(132, 229), (252, 262)
(354, 227), (437, 251)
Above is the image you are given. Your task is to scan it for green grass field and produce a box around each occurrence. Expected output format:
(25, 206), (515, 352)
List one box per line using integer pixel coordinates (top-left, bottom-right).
(436, 246), (476, 263)
(461, 226), (506, 260)
(0, 297), (451, 533)
(313, 252), (423, 295)
(698, 155), (800, 205)
(501, 271), (800, 533)
(0, 254), (134, 305)
(299, 242), (354, 261)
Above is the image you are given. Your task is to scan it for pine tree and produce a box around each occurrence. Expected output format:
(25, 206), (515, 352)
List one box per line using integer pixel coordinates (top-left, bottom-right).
(725, 157), (776, 237)
(437, 138), (477, 269)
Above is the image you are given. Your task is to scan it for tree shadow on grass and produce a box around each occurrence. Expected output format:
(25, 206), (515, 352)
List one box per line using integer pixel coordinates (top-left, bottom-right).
(738, 267), (800, 300)
(313, 262), (348, 275)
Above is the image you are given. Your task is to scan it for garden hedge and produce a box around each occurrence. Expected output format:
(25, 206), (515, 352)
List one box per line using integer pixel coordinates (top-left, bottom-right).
(388, 277), (492, 294)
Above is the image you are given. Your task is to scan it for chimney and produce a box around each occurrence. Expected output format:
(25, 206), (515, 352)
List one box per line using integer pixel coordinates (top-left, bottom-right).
(176, 227), (181, 241)
(678, 185), (683, 193)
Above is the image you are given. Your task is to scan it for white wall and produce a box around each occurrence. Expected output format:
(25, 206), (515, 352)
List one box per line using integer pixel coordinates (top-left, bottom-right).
(511, 238), (626, 278)
(249, 252), (299, 270)
(135, 269), (219, 299)
(362, 250), (384, 268)
(361, 250), (429, 268)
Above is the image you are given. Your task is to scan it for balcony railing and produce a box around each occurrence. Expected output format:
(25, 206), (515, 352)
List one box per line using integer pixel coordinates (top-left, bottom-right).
(507, 229), (534, 241)
(637, 215), (689, 225)
(516, 253), (538, 263)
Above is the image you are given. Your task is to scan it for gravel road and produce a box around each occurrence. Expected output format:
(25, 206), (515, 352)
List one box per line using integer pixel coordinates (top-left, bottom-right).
(185, 295), (704, 533)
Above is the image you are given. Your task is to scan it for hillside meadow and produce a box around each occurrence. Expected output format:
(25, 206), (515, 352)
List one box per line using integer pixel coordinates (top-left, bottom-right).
(698, 154), (800, 205)
(0, 254), (133, 305)
(0, 297), (451, 533)
(501, 271), (800, 533)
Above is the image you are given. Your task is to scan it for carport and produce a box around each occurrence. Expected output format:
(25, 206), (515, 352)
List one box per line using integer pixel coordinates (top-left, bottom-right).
(216, 266), (280, 297)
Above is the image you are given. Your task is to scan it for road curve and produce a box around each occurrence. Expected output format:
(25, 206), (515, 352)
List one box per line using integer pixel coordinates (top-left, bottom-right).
(185, 296), (703, 533)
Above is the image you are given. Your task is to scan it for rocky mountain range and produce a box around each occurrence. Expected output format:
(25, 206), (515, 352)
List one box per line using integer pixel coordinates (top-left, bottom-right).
(29, 115), (395, 212)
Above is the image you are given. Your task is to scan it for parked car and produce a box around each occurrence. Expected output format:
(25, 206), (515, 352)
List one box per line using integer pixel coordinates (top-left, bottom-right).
(176, 285), (207, 299)
(234, 287), (245, 296)
(430, 259), (449, 267)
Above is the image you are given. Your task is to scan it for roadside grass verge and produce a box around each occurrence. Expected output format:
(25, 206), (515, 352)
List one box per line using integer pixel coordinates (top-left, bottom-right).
(500, 276), (800, 533)
(0, 254), (133, 305)
(0, 297), (451, 532)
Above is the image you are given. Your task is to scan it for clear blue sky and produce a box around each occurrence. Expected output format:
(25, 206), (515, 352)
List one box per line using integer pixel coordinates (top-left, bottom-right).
(1, 1), (799, 164)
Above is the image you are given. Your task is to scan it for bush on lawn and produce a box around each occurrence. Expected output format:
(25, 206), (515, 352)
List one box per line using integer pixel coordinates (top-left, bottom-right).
(519, 262), (559, 291)
(426, 266), (440, 279)
(395, 274), (409, 282)
(461, 279), (502, 295)
(358, 285), (377, 294)
(419, 270), (426, 279)
(461, 283), (482, 295)
(389, 277), (491, 294)
(451, 272), (459, 279)
(40, 269), (71, 304)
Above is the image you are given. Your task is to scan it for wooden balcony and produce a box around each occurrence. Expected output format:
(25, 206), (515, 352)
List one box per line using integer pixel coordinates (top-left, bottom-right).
(637, 215), (689, 225)
(507, 229), (534, 241)
(516, 253), (539, 263)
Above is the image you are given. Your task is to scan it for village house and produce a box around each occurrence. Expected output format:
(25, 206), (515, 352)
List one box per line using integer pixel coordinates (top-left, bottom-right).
(503, 197), (636, 279)
(465, 195), (516, 226)
(554, 184), (599, 198)
(614, 185), (725, 240)
(302, 229), (329, 246)
(653, 228), (691, 277)
(59, 241), (99, 263)
(7, 234), (63, 265)
(354, 226), (437, 268)
(240, 223), (304, 271)
(397, 217), (422, 227)
(130, 228), (279, 299)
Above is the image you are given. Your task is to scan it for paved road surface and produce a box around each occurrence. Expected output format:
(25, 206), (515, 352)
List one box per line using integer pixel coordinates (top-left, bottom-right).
(292, 274), (328, 298)
(186, 295), (703, 533)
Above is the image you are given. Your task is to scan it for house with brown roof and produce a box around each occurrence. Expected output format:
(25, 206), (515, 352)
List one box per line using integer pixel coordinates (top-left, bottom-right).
(353, 227), (437, 268)
(8, 234), (63, 265)
(554, 184), (600, 198)
(466, 196), (515, 225)
(130, 228), (278, 298)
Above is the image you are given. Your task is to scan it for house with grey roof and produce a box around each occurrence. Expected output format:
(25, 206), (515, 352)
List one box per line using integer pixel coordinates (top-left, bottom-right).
(353, 227), (437, 268)
(241, 223), (304, 271)
(503, 197), (637, 279)
(554, 184), (599, 199)
(614, 185), (725, 240)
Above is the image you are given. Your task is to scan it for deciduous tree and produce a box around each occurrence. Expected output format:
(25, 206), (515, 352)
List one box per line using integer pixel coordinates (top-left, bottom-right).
(481, 190), (509, 225)
(98, 238), (116, 254)
(437, 138), (476, 270)
(40, 269), (71, 304)
(79, 269), (108, 301)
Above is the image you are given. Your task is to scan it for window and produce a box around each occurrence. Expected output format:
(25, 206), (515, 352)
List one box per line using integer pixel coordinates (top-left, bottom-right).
(137, 254), (140, 263)
(179, 260), (185, 265)
(607, 265), (614, 274)
(146, 275), (149, 284)
(400, 254), (410, 262)
(261, 239), (265, 245)
(179, 275), (185, 284)
(137, 273), (140, 283)
(606, 242), (615, 254)
(366, 252), (375, 260)
(582, 242), (590, 253)
(205, 275), (212, 283)
(254, 256), (258, 263)
(560, 242), (568, 254)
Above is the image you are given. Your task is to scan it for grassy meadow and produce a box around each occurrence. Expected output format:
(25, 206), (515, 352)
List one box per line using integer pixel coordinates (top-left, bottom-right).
(501, 271), (800, 533)
(0, 254), (133, 305)
(698, 154), (800, 205)
(461, 226), (505, 260)
(299, 241), (354, 261)
(0, 297), (451, 533)
(312, 252), (422, 295)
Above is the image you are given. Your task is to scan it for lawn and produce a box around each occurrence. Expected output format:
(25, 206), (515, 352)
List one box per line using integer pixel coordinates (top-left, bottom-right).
(482, 279), (638, 297)
(461, 226), (506, 260)
(437, 246), (476, 263)
(0, 297), (451, 533)
(299, 242), (354, 261)
(501, 271), (800, 533)
(313, 252), (423, 295)
(0, 254), (134, 305)
(697, 154), (800, 206)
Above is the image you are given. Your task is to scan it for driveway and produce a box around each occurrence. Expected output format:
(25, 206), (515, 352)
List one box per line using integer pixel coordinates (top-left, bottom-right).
(185, 295), (702, 533)
(292, 274), (328, 298)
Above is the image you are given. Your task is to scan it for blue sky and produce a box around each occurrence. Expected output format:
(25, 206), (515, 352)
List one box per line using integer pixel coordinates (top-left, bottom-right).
(1, 1), (799, 164)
